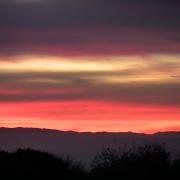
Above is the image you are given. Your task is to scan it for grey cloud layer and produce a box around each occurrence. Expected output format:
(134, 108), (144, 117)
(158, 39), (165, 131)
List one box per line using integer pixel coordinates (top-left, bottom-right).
(0, 71), (180, 106)
(0, 0), (179, 29)
(0, 0), (180, 56)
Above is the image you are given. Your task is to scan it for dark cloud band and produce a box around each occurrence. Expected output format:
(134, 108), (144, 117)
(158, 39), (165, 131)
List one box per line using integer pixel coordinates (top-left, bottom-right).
(0, 0), (180, 57)
(0, 71), (180, 106)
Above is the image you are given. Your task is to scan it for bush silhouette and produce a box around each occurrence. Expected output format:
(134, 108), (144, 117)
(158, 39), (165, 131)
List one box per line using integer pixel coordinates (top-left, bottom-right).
(0, 149), (87, 180)
(90, 143), (170, 180)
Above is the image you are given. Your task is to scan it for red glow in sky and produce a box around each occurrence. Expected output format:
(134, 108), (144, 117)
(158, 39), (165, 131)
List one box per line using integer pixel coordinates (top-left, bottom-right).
(0, 100), (180, 133)
(0, 0), (180, 133)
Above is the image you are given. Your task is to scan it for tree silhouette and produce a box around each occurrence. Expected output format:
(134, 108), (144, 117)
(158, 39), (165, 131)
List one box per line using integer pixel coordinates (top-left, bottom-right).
(90, 143), (170, 180)
(171, 157), (180, 179)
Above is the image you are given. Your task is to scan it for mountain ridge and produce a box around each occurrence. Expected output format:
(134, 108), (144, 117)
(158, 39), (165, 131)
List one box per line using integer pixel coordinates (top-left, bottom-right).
(2, 127), (180, 135)
(1, 127), (180, 162)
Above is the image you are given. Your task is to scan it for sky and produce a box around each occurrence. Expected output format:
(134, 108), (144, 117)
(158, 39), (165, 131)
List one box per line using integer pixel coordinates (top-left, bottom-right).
(0, 0), (180, 133)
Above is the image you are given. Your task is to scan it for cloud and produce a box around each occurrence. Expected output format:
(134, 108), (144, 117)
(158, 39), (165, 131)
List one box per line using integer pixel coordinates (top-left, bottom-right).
(0, 0), (179, 133)
(0, 27), (180, 57)
(0, 0), (179, 57)
(0, 70), (180, 106)
(0, 0), (179, 106)
(0, 54), (179, 105)
(0, 0), (179, 29)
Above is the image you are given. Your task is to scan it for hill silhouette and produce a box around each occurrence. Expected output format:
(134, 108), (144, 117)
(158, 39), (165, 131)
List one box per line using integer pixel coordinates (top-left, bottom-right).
(1, 127), (180, 163)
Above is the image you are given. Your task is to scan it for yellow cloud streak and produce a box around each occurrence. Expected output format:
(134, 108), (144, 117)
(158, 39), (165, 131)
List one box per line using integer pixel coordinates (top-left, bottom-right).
(0, 55), (140, 72)
(0, 54), (179, 84)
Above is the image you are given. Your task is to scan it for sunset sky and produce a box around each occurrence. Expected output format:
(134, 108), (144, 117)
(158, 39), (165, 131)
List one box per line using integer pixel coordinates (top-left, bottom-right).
(0, 0), (180, 133)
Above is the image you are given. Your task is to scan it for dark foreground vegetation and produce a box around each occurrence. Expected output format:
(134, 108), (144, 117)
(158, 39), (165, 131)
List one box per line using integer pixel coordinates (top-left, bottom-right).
(1, 143), (180, 179)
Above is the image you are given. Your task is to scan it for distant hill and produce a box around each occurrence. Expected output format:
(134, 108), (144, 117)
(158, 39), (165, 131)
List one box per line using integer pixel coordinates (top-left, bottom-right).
(0, 127), (180, 163)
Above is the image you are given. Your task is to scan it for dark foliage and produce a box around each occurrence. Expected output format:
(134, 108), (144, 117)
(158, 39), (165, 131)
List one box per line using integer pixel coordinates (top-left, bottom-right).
(1, 143), (180, 179)
(171, 157), (180, 179)
(90, 143), (170, 180)
(0, 149), (87, 180)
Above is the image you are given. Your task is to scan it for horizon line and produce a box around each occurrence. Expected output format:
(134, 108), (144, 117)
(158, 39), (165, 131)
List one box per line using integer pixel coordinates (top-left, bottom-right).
(1, 126), (180, 135)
